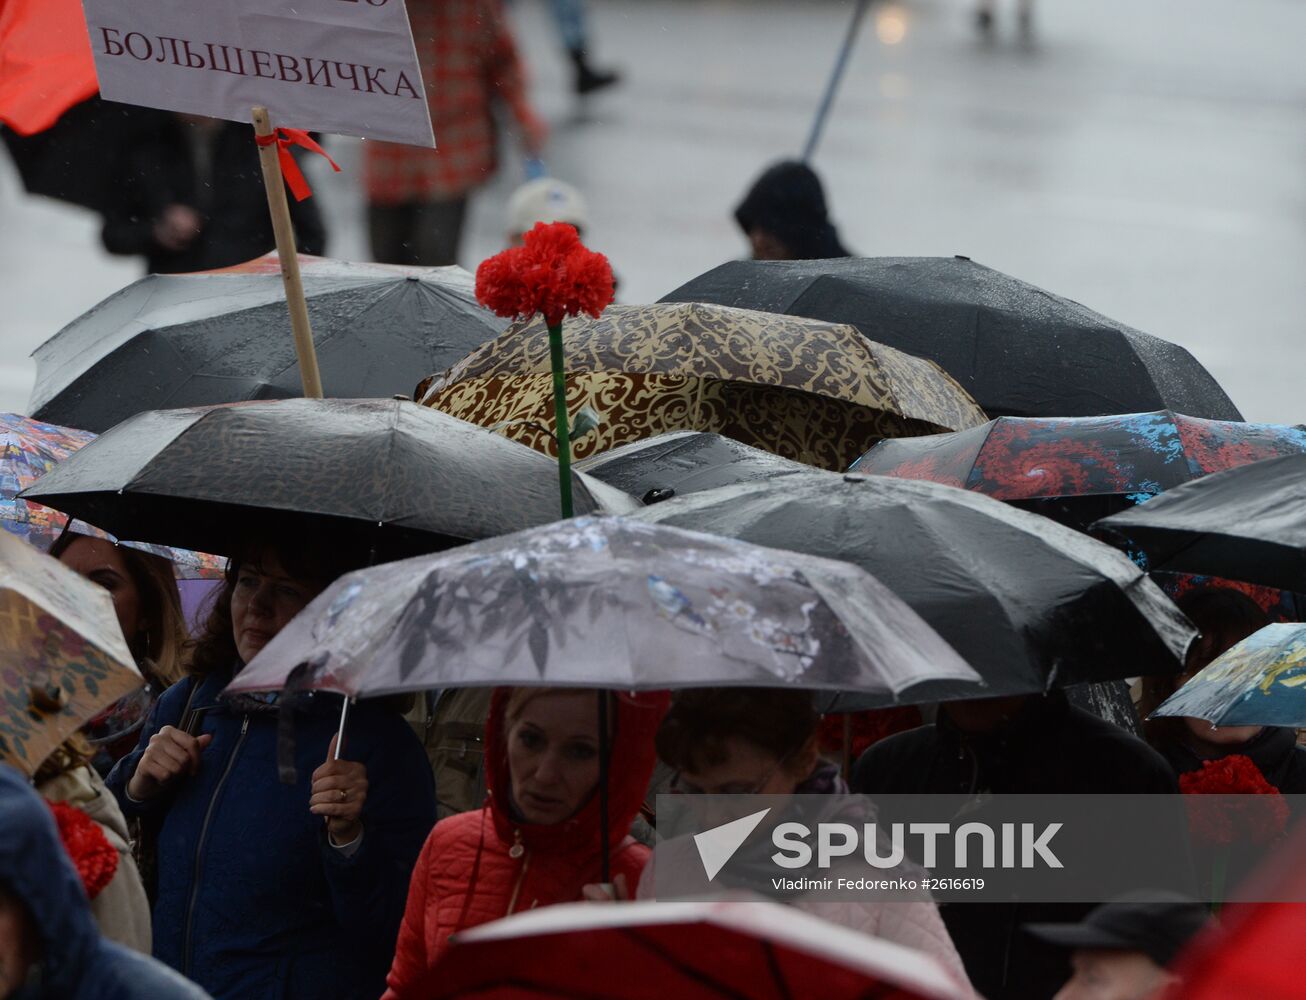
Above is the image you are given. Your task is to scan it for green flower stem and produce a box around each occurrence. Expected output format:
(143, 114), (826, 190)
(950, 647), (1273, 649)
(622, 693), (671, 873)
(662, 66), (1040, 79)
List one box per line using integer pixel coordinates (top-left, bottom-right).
(1210, 849), (1228, 916)
(548, 321), (574, 518)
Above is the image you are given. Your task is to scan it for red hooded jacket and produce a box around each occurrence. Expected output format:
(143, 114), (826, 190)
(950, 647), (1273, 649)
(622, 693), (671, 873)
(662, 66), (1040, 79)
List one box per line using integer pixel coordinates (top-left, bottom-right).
(382, 688), (668, 998)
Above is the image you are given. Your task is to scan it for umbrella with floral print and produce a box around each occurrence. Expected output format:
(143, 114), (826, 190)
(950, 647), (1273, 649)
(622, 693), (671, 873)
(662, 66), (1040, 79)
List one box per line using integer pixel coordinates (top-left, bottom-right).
(853, 411), (1306, 532)
(0, 530), (139, 775)
(1, 412), (224, 579)
(225, 516), (980, 705)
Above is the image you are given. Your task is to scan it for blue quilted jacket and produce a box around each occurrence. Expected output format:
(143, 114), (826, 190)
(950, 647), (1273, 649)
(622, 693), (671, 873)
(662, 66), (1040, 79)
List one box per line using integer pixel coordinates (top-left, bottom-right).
(107, 670), (435, 1000)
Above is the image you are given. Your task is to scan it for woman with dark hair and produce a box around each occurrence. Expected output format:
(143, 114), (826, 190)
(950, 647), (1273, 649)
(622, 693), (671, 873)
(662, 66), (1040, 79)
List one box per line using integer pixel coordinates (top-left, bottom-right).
(639, 688), (973, 994)
(1142, 586), (1306, 793)
(106, 535), (436, 1000)
(33, 533), (192, 954)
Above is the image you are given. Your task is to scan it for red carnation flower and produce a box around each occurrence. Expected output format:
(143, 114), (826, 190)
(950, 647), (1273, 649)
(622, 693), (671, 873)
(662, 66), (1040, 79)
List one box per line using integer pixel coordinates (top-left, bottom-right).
(1179, 755), (1289, 848)
(475, 221), (615, 328)
(46, 800), (118, 899)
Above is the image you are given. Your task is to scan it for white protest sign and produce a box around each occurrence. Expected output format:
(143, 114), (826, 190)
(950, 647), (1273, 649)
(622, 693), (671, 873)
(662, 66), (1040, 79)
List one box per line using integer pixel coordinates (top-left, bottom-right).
(81, 0), (434, 147)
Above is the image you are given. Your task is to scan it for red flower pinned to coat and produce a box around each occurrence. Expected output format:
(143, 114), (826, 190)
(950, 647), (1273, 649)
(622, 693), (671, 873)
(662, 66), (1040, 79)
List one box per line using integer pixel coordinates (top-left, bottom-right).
(1179, 754), (1289, 848)
(475, 221), (615, 328)
(46, 800), (118, 899)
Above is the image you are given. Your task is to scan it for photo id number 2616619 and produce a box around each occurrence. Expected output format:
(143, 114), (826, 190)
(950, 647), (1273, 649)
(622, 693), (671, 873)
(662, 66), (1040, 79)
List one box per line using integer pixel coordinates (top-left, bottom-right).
(922, 878), (986, 891)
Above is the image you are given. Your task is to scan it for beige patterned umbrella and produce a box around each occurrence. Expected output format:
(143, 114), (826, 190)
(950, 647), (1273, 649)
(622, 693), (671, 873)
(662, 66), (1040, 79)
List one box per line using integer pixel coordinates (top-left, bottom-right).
(0, 531), (140, 775)
(418, 303), (987, 471)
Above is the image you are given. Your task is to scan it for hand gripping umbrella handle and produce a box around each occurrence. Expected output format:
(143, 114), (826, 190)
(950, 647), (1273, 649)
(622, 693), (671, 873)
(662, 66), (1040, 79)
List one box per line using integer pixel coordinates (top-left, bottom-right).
(334, 697), (351, 760)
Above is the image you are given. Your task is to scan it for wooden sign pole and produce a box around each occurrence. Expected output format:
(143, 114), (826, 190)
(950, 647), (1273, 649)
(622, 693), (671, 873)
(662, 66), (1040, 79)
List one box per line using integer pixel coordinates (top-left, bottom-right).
(251, 106), (324, 399)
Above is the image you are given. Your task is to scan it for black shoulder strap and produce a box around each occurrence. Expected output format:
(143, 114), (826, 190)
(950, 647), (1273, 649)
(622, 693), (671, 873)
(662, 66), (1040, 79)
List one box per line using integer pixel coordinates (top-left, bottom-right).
(176, 677), (204, 735)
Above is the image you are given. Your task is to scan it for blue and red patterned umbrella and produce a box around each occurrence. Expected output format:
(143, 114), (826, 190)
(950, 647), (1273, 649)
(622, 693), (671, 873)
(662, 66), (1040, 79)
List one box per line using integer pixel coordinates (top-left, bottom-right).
(853, 410), (1306, 529)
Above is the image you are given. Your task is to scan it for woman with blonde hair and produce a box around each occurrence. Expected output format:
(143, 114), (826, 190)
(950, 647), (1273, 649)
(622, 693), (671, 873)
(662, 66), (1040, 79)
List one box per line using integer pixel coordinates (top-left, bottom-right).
(383, 686), (668, 998)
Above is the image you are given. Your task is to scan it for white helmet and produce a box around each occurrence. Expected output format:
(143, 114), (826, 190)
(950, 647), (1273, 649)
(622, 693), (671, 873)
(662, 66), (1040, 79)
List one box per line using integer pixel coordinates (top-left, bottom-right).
(506, 178), (589, 238)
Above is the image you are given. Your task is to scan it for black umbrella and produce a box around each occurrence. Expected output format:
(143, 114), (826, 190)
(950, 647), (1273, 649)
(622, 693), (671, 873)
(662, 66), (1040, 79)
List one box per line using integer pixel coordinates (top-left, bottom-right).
(635, 471), (1194, 699)
(660, 257), (1241, 421)
(575, 432), (812, 504)
(19, 398), (636, 559)
(28, 256), (507, 433)
(1093, 453), (1306, 592)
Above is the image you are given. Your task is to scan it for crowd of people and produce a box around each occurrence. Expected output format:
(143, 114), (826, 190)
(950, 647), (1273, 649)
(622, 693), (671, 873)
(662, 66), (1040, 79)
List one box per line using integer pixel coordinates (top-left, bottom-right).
(1, 4), (1299, 1000)
(3, 502), (1302, 998)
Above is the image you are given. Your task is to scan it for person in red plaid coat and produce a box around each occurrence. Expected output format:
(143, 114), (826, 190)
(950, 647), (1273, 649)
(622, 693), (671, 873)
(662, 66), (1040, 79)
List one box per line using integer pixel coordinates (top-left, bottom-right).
(365, 0), (547, 266)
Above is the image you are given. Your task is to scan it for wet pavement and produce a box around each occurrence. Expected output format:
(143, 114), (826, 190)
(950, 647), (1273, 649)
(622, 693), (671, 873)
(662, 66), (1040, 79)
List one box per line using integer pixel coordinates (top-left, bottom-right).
(2, 0), (1304, 422)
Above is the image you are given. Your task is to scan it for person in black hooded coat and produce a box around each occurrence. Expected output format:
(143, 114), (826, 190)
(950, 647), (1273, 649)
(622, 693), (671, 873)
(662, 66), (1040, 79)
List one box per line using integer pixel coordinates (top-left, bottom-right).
(851, 691), (1178, 1000)
(733, 160), (851, 261)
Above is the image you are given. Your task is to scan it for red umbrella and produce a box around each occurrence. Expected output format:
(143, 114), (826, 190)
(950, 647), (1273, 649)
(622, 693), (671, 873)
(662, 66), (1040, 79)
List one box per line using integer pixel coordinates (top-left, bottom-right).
(0, 0), (97, 135)
(1164, 823), (1306, 999)
(416, 898), (967, 1000)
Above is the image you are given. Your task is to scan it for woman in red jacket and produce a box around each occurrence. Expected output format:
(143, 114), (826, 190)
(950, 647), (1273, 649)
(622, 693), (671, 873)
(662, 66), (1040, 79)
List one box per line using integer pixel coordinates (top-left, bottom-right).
(383, 686), (667, 997)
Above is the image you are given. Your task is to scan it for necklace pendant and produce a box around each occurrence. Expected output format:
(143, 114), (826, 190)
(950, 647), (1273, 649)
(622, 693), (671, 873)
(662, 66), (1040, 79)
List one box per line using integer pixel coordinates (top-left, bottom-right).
(509, 843), (524, 859)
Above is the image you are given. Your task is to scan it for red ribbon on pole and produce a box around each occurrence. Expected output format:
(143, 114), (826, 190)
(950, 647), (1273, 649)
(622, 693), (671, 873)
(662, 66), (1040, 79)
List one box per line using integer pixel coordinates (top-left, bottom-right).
(254, 128), (340, 201)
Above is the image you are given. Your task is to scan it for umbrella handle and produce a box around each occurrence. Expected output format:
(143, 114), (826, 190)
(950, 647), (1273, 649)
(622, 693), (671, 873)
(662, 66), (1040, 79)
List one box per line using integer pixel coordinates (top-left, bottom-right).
(598, 691), (611, 884)
(333, 697), (351, 760)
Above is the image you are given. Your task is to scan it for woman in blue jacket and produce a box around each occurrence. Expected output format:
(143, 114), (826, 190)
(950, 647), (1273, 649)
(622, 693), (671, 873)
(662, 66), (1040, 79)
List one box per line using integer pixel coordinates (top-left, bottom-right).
(107, 536), (436, 1000)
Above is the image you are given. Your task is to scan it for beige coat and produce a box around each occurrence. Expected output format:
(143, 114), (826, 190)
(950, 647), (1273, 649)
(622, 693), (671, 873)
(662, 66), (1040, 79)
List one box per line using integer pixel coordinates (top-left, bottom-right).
(39, 765), (152, 953)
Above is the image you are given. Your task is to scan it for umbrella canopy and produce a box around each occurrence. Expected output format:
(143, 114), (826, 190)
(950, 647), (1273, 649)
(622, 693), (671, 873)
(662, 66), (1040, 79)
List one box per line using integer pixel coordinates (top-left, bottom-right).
(2, 412), (93, 548)
(1094, 453), (1306, 592)
(0, 531), (140, 775)
(2, 413), (224, 579)
(576, 432), (812, 503)
(1151, 623), (1306, 728)
(419, 898), (966, 1000)
(20, 398), (637, 559)
(635, 471), (1194, 699)
(854, 411), (1306, 531)
(419, 302), (987, 471)
(660, 257), (1241, 421)
(226, 516), (980, 703)
(28, 255), (508, 433)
